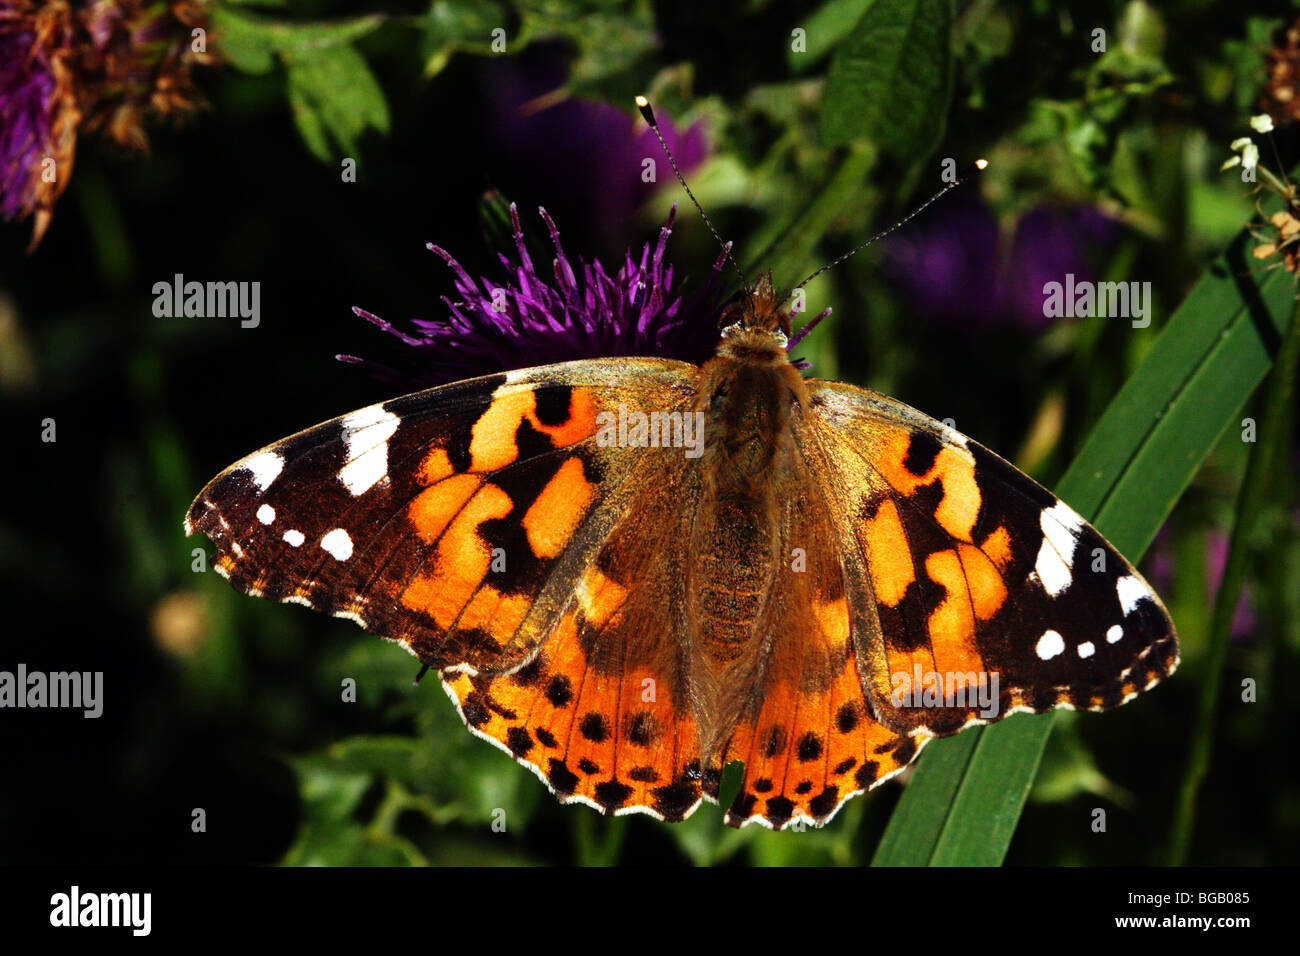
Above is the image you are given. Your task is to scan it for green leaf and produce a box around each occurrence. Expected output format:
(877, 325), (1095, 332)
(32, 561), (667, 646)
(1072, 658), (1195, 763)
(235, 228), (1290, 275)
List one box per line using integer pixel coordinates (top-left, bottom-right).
(872, 227), (1296, 866)
(516, 1), (659, 89)
(286, 44), (391, 162)
(748, 140), (877, 290)
(423, 0), (509, 75)
(210, 7), (277, 74)
(212, 9), (386, 73)
(787, 0), (875, 72)
(819, 0), (953, 155)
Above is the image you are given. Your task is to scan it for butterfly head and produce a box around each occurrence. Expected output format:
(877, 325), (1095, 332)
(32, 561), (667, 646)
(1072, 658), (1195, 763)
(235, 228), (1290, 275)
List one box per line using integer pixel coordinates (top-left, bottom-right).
(717, 271), (792, 357)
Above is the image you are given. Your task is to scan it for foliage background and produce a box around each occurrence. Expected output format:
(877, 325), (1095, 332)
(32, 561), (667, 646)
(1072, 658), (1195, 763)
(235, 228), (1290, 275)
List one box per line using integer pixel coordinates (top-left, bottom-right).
(1, 0), (1298, 865)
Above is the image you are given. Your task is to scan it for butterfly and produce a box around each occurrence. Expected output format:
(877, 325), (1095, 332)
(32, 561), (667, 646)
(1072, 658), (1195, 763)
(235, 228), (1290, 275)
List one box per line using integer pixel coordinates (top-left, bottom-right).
(186, 265), (1178, 831)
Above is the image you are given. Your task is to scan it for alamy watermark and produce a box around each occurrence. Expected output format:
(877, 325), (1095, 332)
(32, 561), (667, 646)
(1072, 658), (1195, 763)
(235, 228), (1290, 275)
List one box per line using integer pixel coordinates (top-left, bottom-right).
(890, 664), (1000, 720)
(595, 405), (705, 459)
(1042, 273), (1152, 328)
(50, 886), (150, 936)
(152, 273), (260, 328)
(0, 664), (102, 718)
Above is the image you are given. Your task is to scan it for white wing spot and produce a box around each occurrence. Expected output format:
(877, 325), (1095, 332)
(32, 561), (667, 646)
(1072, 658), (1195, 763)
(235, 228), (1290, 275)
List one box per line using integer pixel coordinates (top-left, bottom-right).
(283, 529), (305, 547)
(339, 404), (399, 497)
(1033, 500), (1084, 597)
(1106, 624), (1123, 644)
(938, 422), (968, 448)
(242, 451), (284, 492)
(1077, 641), (1095, 659)
(1036, 629), (1065, 660)
(1116, 575), (1152, 615)
(321, 528), (354, 561)
(256, 504), (275, 525)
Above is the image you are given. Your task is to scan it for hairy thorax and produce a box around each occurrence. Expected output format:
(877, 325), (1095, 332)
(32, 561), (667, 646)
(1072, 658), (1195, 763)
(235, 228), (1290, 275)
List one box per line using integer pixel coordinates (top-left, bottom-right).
(686, 328), (809, 743)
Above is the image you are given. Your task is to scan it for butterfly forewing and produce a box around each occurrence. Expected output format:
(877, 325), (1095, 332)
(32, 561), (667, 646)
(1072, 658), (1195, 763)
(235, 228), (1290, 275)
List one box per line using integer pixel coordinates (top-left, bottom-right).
(186, 358), (697, 675)
(803, 379), (1179, 738)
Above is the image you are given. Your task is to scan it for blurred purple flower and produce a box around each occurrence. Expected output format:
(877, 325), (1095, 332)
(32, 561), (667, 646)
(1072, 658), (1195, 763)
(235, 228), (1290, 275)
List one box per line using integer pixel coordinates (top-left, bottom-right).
(1148, 528), (1256, 641)
(881, 197), (1122, 331)
(0, 23), (51, 222)
(1, 1), (76, 245)
(481, 50), (708, 253)
(1, 0), (213, 249)
(341, 203), (732, 389)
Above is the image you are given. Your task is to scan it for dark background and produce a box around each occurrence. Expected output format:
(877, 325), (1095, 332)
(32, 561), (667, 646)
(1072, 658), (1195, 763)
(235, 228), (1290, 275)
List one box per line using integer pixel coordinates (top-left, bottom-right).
(1, 0), (1297, 866)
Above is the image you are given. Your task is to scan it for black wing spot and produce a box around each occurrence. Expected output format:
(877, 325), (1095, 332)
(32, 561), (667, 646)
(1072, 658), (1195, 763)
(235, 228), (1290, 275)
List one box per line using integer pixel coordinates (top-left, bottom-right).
(854, 760), (880, 789)
(547, 759), (578, 795)
(579, 712), (609, 743)
(809, 786), (840, 819)
(796, 732), (823, 762)
(626, 710), (660, 746)
(532, 385), (574, 427)
(594, 780), (633, 811)
(765, 795), (795, 828)
(461, 692), (491, 728)
(506, 726), (534, 757)
(835, 701), (861, 734)
(904, 431), (942, 476)
(546, 675), (573, 708)
(652, 780), (699, 821)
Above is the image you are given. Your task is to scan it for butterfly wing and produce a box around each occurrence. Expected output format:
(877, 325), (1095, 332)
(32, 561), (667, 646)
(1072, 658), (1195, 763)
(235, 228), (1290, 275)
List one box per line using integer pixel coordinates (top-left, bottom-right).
(718, 441), (931, 829)
(186, 358), (696, 674)
(187, 357), (713, 820)
(801, 379), (1179, 739)
(441, 448), (707, 820)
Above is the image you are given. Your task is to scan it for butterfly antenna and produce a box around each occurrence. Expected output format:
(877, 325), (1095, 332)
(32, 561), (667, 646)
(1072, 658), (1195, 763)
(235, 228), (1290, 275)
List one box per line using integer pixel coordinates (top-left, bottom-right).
(636, 95), (748, 291)
(779, 158), (989, 309)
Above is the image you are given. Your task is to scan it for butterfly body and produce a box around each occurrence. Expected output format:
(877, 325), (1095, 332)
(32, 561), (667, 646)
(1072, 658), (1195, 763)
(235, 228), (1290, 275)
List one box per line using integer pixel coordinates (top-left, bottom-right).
(188, 275), (1178, 830)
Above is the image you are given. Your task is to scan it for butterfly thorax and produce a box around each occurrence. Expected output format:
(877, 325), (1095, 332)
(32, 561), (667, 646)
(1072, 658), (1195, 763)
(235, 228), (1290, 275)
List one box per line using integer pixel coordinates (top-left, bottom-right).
(685, 303), (811, 759)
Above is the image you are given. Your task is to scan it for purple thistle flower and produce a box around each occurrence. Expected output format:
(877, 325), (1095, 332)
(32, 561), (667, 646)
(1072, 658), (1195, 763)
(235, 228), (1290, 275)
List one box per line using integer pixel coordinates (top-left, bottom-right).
(341, 203), (733, 389)
(1, 0), (214, 248)
(0, 25), (51, 221)
(0, 2), (76, 242)
(881, 196), (1122, 331)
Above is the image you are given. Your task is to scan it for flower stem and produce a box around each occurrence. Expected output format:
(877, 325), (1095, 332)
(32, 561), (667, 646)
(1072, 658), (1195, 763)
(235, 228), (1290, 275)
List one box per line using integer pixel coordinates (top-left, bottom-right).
(1165, 292), (1300, 865)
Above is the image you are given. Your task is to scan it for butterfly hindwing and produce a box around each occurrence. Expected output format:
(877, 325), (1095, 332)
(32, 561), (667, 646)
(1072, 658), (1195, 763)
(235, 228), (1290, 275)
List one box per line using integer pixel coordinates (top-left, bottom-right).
(803, 380), (1179, 737)
(440, 449), (707, 820)
(186, 358), (698, 676)
(719, 443), (930, 829)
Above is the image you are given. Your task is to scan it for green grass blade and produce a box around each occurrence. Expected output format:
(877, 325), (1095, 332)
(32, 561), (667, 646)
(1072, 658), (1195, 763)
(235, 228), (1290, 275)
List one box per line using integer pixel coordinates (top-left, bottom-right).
(1166, 293), (1300, 863)
(870, 727), (977, 864)
(871, 232), (1296, 867)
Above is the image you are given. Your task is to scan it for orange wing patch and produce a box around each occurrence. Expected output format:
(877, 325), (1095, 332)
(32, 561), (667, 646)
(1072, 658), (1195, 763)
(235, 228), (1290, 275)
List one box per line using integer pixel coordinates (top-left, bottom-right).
(522, 456), (596, 559)
(441, 566), (703, 822)
(716, 464), (934, 830)
(874, 426), (982, 543)
(395, 381), (614, 666)
(857, 499), (913, 607)
(468, 386), (597, 472)
(722, 597), (930, 829)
